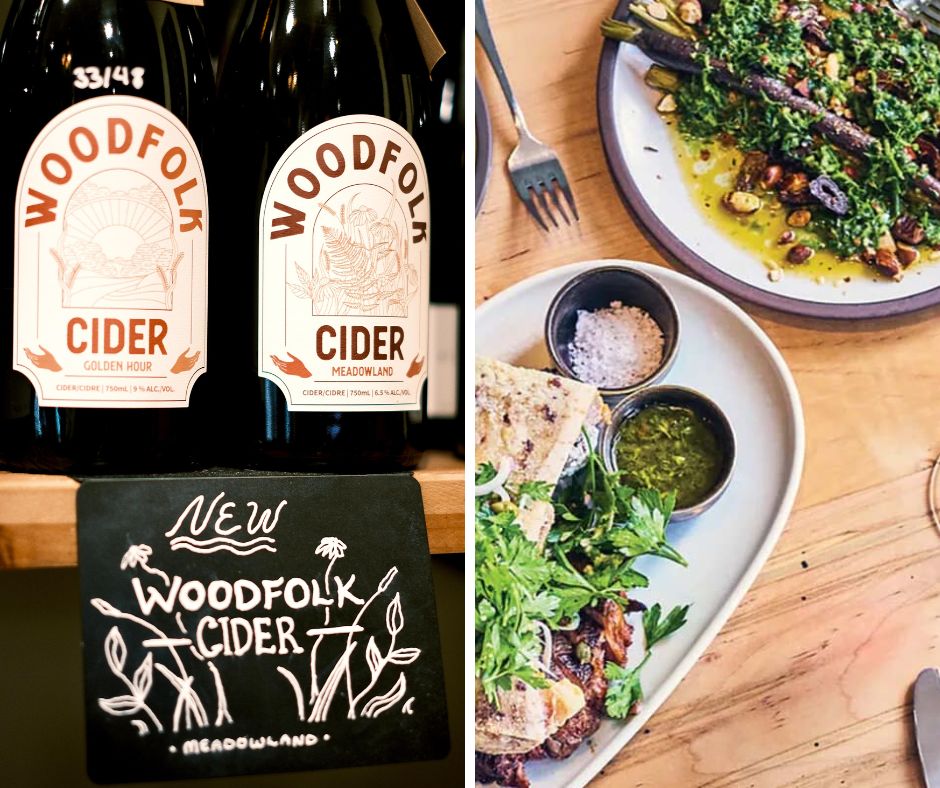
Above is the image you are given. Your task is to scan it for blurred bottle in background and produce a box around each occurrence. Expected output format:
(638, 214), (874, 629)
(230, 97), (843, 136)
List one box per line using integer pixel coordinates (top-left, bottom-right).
(409, 3), (465, 458)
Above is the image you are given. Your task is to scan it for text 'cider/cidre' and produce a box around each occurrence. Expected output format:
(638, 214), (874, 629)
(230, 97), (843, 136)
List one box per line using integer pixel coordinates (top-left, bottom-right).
(0, 0), (212, 472)
(214, 0), (433, 470)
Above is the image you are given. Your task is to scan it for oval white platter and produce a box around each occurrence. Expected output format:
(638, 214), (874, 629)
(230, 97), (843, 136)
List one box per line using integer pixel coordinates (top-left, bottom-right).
(475, 260), (805, 787)
(597, 1), (940, 319)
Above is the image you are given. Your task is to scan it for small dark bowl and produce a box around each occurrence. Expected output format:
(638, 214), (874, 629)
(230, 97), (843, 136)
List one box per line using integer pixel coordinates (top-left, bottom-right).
(545, 266), (680, 398)
(600, 385), (736, 522)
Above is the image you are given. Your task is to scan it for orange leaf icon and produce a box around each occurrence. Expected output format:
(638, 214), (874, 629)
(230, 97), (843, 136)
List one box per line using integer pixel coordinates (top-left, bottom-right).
(270, 352), (312, 378)
(406, 354), (424, 378)
(24, 346), (61, 372)
(170, 348), (200, 374)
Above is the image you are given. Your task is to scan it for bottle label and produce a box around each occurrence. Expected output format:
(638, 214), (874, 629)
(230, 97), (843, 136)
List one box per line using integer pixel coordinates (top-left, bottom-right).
(13, 95), (208, 408)
(259, 115), (430, 412)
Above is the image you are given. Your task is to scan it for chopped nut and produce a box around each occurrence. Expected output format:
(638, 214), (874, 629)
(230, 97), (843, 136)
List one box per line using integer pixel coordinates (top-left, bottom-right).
(877, 231), (897, 253)
(892, 215), (926, 245)
(787, 244), (815, 264)
(656, 93), (677, 113)
(647, 1), (669, 20)
(722, 191), (762, 215)
(873, 248), (902, 278)
(759, 165), (783, 190)
(825, 52), (840, 80)
(778, 230), (796, 245)
(768, 269), (783, 282)
(736, 151), (769, 190)
(787, 209), (812, 228)
(778, 172), (812, 204)
(917, 138), (940, 177)
(896, 243), (920, 267)
(677, 0), (703, 24)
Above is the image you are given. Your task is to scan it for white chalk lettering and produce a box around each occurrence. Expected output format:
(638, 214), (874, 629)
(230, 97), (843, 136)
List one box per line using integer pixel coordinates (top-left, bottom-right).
(334, 574), (364, 608)
(131, 575), (181, 615)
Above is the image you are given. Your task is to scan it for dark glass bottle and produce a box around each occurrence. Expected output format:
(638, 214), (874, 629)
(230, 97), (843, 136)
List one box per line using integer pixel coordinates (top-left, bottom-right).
(213, 0), (432, 471)
(0, 0), (213, 473)
(409, 4), (464, 457)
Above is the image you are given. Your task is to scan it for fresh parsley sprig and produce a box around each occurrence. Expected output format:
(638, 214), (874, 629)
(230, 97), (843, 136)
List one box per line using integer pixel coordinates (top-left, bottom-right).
(604, 603), (690, 719)
(644, 602), (690, 649)
(551, 448), (686, 567)
(475, 446), (689, 712)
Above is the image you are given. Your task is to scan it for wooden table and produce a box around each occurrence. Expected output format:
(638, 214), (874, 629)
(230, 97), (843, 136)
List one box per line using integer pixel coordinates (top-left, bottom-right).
(476, 2), (940, 785)
(0, 452), (465, 569)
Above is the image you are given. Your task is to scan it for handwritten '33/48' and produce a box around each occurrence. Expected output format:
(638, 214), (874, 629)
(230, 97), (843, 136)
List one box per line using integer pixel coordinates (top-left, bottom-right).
(73, 66), (145, 90)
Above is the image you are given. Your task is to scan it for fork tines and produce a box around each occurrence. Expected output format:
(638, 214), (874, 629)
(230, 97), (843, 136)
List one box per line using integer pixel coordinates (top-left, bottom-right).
(904, 0), (940, 35)
(920, 4), (940, 36)
(514, 168), (579, 231)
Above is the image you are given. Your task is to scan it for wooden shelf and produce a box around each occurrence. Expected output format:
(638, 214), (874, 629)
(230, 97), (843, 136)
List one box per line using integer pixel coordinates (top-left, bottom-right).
(0, 453), (465, 569)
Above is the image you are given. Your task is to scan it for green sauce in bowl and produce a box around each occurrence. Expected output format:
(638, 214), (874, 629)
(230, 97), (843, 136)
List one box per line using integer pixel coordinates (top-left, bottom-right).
(615, 403), (724, 509)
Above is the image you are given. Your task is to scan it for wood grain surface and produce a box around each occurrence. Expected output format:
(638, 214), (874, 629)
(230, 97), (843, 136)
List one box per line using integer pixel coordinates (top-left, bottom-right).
(0, 453), (465, 569)
(475, 1), (940, 785)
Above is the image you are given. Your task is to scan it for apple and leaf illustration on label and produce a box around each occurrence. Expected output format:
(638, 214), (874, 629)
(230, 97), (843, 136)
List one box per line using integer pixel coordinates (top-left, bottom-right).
(259, 115), (430, 412)
(13, 96), (208, 408)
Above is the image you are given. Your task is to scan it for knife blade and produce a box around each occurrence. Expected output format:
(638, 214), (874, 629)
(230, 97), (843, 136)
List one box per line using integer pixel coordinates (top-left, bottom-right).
(915, 668), (940, 787)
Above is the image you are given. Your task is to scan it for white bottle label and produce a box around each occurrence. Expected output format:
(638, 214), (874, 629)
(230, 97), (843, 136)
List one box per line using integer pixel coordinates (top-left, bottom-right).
(13, 95), (208, 408)
(259, 115), (430, 412)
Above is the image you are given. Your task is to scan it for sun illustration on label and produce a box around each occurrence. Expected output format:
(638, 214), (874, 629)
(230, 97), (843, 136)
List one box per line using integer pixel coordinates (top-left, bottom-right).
(53, 170), (182, 310)
(288, 188), (419, 317)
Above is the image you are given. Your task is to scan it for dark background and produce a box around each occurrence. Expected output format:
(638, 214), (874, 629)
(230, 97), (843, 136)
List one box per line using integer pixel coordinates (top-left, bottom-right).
(0, 557), (464, 788)
(78, 475), (449, 783)
(0, 6), (465, 787)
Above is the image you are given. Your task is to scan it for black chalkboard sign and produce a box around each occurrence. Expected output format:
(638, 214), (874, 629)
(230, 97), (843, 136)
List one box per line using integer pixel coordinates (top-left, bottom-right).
(77, 474), (449, 784)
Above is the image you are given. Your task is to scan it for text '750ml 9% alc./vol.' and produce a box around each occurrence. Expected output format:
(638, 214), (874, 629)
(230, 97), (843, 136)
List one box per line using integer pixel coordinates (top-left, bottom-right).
(0, 0), (213, 472)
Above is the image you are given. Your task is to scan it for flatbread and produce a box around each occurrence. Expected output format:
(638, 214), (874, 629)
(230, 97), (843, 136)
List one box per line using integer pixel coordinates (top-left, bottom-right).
(475, 357), (603, 543)
(475, 678), (586, 755)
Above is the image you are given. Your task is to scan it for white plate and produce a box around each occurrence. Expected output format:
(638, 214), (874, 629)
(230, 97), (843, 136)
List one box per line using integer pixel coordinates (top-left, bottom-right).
(597, 0), (940, 319)
(475, 260), (805, 787)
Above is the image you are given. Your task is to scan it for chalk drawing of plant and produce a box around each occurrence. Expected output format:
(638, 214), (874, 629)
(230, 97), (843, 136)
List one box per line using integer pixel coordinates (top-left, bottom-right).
(277, 559), (422, 723)
(92, 599), (213, 734)
(304, 535), (346, 709)
(350, 592), (421, 718)
(97, 626), (162, 736)
(94, 546), (232, 735)
(315, 537), (347, 605)
(120, 544), (170, 586)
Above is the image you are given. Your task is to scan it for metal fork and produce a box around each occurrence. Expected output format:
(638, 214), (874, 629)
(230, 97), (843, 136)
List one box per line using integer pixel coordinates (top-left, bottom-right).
(899, 0), (940, 35)
(475, 0), (578, 230)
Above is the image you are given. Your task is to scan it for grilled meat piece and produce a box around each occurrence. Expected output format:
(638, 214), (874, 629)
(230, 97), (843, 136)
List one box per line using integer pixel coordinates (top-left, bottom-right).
(554, 626), (608, 705)
(476, 752), (530, 788)
(476, 602), (636, 784)
(475, 679), (586, 755)
(585, 599), (634, 667)
(528, 705), (604, 761)
(552, 611), (607, 706)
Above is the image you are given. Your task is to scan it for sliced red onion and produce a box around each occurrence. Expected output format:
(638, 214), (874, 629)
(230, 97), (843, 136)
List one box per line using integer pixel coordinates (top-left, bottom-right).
(475, 457), (514, 500)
